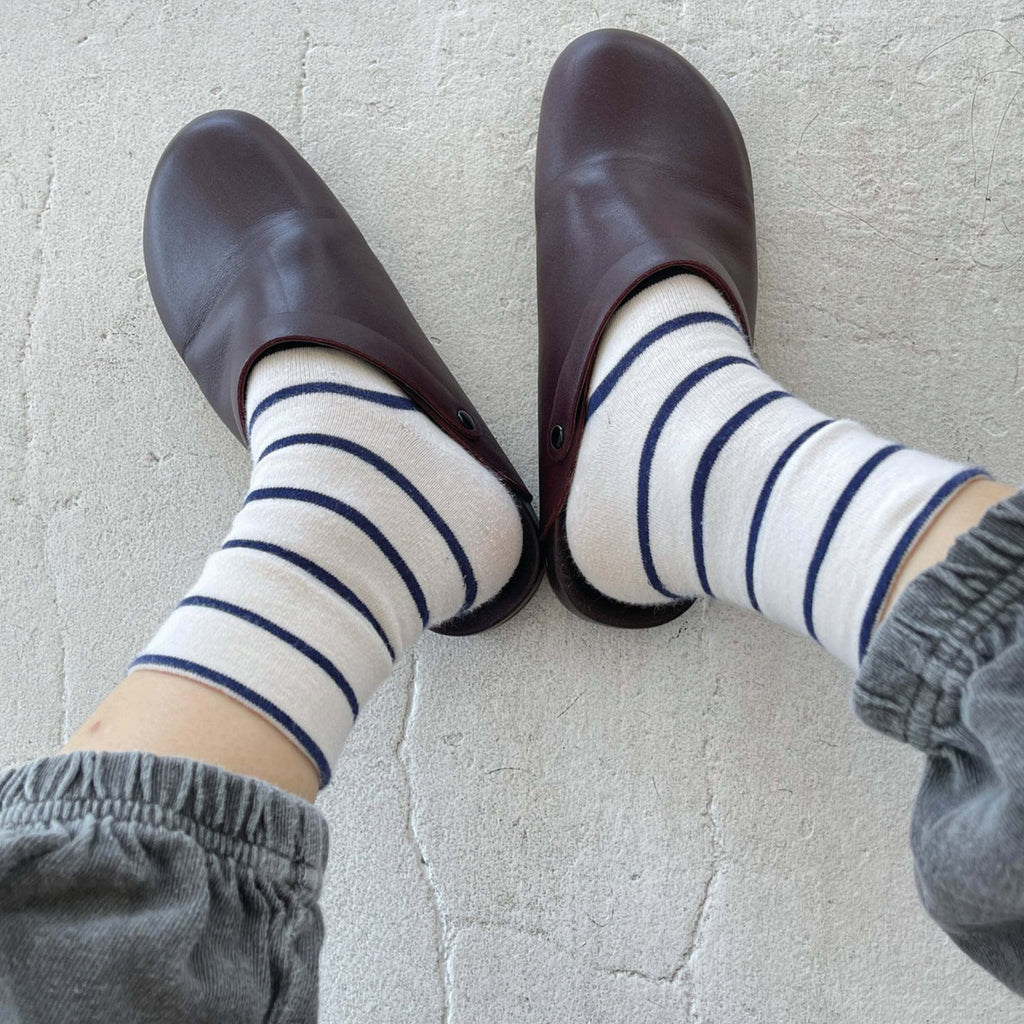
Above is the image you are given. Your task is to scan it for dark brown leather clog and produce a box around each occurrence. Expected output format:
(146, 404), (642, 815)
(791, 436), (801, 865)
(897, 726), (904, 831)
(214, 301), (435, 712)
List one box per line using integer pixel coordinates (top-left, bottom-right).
(535, 29), (758, 627)
(145, 109), (542, 635)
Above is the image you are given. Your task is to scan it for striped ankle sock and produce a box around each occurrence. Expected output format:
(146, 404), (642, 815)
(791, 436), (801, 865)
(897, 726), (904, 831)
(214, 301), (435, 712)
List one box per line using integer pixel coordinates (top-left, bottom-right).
(565, 273), (987, 667)
(130, 346), (523, 786)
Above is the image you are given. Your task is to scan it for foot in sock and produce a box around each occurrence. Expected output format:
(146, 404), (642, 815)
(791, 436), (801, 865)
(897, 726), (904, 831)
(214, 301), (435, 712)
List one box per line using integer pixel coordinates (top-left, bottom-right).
(131, 346), (523, 786)
(565, 273), (987, 668)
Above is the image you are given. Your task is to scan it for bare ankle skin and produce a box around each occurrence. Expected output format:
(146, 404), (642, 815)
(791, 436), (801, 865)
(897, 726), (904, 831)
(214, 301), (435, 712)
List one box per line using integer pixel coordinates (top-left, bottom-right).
(879, 477), (1017, 623)
(63, 670), (320, 803)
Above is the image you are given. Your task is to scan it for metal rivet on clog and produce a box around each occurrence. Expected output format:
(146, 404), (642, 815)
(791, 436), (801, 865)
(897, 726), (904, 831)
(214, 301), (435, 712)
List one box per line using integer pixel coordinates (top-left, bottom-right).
(457, 409), (476, 431)
(550, 424), (564, 449)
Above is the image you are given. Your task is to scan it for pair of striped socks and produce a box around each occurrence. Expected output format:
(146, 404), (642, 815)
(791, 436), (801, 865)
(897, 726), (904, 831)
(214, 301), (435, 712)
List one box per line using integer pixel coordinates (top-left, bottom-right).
(132, 274), (985, 786)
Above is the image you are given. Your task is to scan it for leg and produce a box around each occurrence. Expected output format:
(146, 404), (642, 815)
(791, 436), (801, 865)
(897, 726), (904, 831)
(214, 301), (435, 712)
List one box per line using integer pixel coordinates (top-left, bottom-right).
(562, 264), (1024, 990)
(533, 30), (1024, 994)
(854, 490), (1024, 996)
(532, 25), (1024, 1002)
(561, 270), (1024, 995)
(1, 112), (527, 1020)
(882, 476), (1017, 618)
(63, 669), (322, 801)
(0, 342), (522, 1021)
(1, 346), (523, 1022)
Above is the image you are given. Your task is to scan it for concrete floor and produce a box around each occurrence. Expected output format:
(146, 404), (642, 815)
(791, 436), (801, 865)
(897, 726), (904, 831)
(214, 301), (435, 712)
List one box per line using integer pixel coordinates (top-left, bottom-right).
(3, 1), (1024, 1020)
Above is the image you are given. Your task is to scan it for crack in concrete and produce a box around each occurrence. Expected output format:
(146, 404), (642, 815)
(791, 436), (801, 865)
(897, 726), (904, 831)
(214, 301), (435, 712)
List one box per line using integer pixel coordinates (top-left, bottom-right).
(17, 147), (54, 480)
(397, 653), (453, 1023)
(34, 153), (55, 230)
(680, 768), (722, 1020)
(601, 963), (680, 987)
(590, 776), (721, 998)
(50, 590), (68, 746)
(23, 150), (55, 346)
(296, 29), (312, 146)
(391, 608), (725, 1009)
(456, 917), (668, 984)
(42, 499), (77, 747)
(678, 605), (726, 1022)
(453, 918), (693, 1000)
(17, 144), (65, 746)
(389, 607), (725, 1012)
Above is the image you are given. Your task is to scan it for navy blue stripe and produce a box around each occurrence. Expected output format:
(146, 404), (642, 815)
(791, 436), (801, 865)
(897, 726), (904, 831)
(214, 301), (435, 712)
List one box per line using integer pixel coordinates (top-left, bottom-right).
(222, 538), (396, 659)
(856, 467), (989, 662)
(178, 595), (360, 720)
(588, 312), (744, 417)
(691, 391), (790, 597)
(246, 486), (430, 626)
(257, 433), (477, 612)
(802, 445), (904, 641)
(637, 356), (757, 597)
(247, 382), (415, 435)
(744, 419), (833, 611)
(130, 653), (332, 787)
